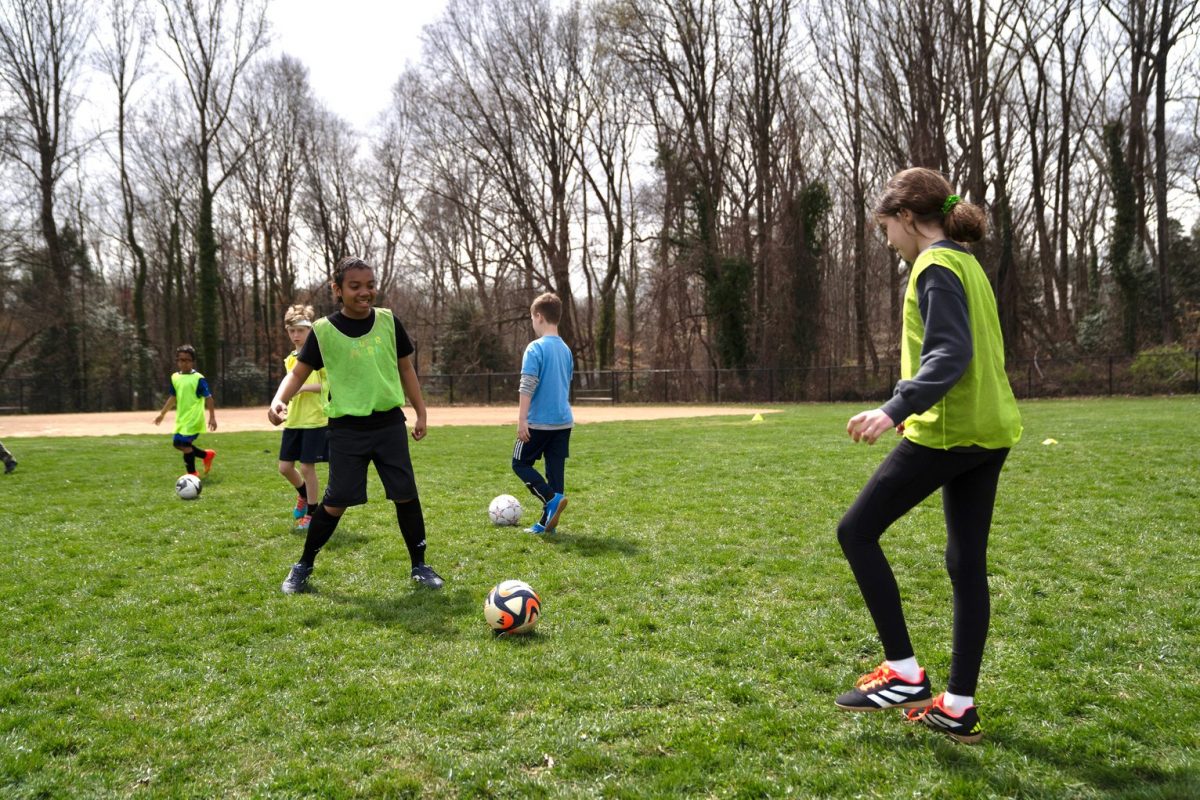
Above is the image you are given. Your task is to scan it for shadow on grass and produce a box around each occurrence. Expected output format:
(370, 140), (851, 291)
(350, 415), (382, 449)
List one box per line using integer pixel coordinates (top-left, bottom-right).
(540, 530), (639, 557)
(490, 629), (548, 647)
(321, 529), (370, 551)
(322, 585), (477, 634)
(976, 732), (1200, 798)
(847, 720), (1199, 797)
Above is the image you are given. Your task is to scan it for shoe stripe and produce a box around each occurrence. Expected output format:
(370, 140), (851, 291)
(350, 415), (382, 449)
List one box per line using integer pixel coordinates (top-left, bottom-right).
(876, 689), (907, 704)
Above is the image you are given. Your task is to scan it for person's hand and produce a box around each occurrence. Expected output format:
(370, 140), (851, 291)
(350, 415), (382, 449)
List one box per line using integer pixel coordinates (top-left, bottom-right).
(411, 411), (427, 441)
(517, 420), (531, 443)
(846, 408), (898, 444)
(153, 413), (164, 426)
(268, 401), (287, 426)
(208, 416), (218, 432)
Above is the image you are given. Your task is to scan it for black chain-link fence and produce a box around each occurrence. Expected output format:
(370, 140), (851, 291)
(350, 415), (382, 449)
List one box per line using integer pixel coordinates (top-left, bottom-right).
(1, 352), (1197, 415)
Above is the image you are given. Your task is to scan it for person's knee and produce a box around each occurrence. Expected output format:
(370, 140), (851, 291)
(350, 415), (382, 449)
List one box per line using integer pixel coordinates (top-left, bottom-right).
(836, 514), (859, 552)
(322, 505), (345, 518)
(944, 548), (985, 585)
(278, 462), (293, 477)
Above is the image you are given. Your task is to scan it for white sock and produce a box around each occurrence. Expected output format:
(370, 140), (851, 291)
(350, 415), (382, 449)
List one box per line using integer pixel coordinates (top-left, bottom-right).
(942, 692), (974, 714)
(885, 657), (921, 683)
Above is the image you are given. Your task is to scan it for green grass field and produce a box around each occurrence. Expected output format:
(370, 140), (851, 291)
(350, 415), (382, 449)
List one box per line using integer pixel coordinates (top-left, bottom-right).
(2, 398), (1198, 799)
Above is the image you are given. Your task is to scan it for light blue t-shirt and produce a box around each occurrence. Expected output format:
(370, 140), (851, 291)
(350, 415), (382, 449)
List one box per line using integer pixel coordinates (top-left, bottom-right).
(522, 335), (574, 427)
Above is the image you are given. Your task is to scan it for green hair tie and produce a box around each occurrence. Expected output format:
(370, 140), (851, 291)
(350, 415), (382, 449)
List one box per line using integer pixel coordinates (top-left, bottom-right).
(942, 194), (961, 215)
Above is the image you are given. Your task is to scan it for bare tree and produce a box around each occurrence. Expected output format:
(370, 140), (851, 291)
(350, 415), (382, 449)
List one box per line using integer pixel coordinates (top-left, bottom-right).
(613, 0), (741, 369)
(98, 0), (155, 405)
(0, 0), (91, 407)
(572, 3), (643, 369)
(808, 0), (875, 370)
(298, 105), (358, 275)
(1149, 0), (1200, 341)
(157, 0), (267, 377)
(232, 54), (313, 369)
(424, 0), (585, 349)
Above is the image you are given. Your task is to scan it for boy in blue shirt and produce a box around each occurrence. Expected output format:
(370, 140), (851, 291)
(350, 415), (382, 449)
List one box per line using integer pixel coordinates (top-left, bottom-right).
(512, 292), (573, 534)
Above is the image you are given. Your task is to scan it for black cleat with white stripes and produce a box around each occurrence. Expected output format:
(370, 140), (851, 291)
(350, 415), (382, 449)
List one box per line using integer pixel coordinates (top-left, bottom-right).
(904, 694), (983, 743)
(835, 663), (933, 711)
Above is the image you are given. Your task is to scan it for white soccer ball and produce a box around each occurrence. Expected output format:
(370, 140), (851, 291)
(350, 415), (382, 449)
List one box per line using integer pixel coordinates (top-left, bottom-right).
(483, 579), (541, 635)
(488, 494), (522, 526)
(175, 473), (202, 500)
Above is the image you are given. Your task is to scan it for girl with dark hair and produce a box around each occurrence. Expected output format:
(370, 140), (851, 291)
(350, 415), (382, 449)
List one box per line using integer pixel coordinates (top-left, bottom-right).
(832, 168), (1021, 744)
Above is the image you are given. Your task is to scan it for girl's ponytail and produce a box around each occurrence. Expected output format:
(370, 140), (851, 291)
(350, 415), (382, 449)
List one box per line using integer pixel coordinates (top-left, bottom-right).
(943, 198), (987, 243)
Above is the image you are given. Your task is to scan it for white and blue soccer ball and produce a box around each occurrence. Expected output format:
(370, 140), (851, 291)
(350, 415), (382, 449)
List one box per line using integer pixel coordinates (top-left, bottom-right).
(488, 494), (522, 526)
(175, 474), (202, 500)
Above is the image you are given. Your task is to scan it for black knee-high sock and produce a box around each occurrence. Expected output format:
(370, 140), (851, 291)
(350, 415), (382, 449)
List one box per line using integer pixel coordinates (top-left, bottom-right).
(394, 498), (427, 568)
(300, 506), (341, 567)
(183, 449), (197, 472)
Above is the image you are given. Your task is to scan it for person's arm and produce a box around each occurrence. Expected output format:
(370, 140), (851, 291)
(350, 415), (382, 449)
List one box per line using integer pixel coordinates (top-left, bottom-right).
(205, 395), (218, 431)
(517, 343), (541, 443)
(153, 395), (176, 425)
(268, 362), (314, 425)
(517, 380), (536, 443)
(398, 355), (427, 441)
(849, 266), (971, 445)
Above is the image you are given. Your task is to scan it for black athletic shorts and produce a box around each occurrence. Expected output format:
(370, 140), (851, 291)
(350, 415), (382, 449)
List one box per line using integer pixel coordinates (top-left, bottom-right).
(279, 427), (329, 464)
(323, 421), (417, 507)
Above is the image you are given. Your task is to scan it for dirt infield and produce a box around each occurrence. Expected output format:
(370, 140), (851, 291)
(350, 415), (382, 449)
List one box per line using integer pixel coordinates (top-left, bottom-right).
(0, 405), (780, 438)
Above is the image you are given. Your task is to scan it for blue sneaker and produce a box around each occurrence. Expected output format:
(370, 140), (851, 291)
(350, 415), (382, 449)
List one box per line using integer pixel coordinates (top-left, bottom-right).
(525, 523), (547, 534)
(544, 493), (568, 529)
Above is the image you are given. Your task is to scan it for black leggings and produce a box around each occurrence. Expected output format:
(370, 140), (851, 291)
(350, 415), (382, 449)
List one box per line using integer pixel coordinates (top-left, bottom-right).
(837, 439), (1009, 695)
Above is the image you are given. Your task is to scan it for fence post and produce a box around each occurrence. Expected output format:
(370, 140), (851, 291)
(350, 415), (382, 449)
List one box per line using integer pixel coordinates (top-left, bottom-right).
(611, 370), (618, 404)
(449, 374), (455, 405)
(827, 366), (833, 403)
(1027, 363), (1033, 397)
(1108, 356), (1114, 396)
(486, 371), (492, 405)
(1194, 351), (1199, 394)
(769, 367), (774, 403)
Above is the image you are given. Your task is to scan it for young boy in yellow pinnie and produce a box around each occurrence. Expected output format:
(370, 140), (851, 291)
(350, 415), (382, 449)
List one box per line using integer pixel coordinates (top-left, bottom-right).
(154, 344), (218, 476)
(274, 304), (329, 530)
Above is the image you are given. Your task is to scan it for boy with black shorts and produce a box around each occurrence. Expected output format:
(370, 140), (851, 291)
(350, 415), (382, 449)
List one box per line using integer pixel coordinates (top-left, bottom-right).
(269, 256), (444, 593)
(512, 292), (573, 534)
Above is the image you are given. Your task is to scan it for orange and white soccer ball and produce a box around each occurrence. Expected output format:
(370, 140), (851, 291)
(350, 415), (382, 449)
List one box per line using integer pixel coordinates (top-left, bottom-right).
(483, 579), (541, 635)
(488, 494), (523, 526)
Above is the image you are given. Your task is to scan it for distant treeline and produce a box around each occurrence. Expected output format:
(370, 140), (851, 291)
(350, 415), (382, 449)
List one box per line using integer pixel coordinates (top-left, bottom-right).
(1, 0), (1199, 412)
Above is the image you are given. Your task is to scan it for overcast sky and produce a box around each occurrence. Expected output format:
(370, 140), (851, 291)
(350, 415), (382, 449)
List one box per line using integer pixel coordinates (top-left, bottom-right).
(265, 0), (449, 128)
